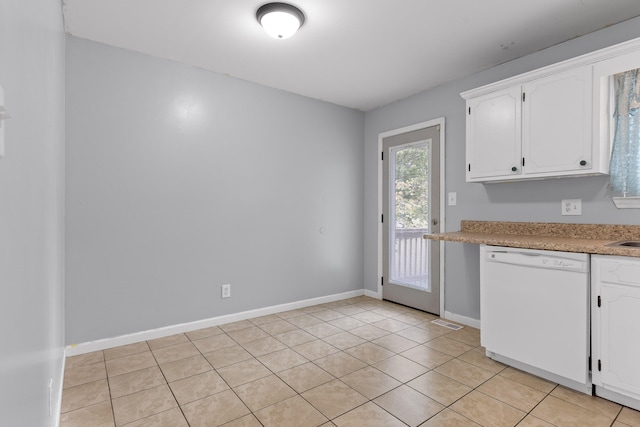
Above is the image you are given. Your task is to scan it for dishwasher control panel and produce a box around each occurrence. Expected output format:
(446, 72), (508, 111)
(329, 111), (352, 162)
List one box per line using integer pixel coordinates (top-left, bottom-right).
(486, 248), (589, 272)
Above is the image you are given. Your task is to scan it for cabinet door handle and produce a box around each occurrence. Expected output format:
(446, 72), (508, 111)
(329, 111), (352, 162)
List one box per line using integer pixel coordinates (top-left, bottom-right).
(511, 166), (517, 172)
(580, 160), (587, 166)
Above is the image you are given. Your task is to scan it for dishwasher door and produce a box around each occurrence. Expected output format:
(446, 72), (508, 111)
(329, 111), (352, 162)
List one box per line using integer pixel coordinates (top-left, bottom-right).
(480, 245), (590, 390)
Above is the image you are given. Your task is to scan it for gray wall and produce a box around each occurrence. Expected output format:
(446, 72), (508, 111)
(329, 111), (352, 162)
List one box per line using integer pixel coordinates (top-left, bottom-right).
(0, 0), (65, 425)
(364, 17), (640, 321)
(65, 37), (365, 344)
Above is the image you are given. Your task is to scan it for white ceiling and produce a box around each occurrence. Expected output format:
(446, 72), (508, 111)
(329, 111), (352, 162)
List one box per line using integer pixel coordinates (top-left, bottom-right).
(62, 0), (640, 111)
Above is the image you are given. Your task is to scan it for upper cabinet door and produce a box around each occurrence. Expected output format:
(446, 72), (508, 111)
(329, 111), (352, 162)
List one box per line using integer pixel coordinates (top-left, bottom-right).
(466, 86), (522, 181)
(522, 66), (593, 175)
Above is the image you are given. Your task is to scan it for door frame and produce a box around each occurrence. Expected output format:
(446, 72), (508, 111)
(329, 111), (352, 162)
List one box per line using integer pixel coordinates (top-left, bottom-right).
(377, 118), (445, 316)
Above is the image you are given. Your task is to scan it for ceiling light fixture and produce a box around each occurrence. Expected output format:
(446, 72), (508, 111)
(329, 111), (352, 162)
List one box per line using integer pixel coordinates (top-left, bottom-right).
(256, 2), (305, 39)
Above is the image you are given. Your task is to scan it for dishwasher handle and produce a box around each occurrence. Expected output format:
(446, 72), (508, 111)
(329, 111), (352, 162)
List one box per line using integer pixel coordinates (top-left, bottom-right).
(485, 251), (589, 272)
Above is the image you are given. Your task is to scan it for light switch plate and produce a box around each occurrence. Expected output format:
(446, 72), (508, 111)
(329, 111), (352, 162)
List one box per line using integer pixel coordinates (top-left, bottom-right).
(448, 192), (457, 206)
(561, 199), (582, 215)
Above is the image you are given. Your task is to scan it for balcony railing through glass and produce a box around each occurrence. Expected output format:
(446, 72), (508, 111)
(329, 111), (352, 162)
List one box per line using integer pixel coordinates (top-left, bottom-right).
(390, 227), (429, 291)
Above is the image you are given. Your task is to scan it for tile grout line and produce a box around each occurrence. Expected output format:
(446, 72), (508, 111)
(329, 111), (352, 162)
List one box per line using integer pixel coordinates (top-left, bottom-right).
(610, 405), (625, 426)
(513, 383), (558, 427)
(62, 296), (632, 427)
(220, 322), (357, 425)
(226, 303), (385, 424)
(104, 354), (117, 427)
(220, 329), (286, 426)
(186, 329), (259, 425)
(145, 341), (194, 427)
(71, 313), (463, 426)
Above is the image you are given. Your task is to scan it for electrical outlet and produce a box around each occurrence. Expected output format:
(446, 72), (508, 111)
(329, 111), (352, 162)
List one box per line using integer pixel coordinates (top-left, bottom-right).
(561, 199), (582, 216)
(221, 284), (231, 299)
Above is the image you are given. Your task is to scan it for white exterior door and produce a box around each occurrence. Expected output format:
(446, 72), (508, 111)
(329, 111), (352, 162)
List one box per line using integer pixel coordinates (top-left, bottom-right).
(382, 124), (440, 314)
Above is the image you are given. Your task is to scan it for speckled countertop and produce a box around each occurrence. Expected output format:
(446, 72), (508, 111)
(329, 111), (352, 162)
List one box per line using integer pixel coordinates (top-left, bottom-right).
(424, 220), (640, 257)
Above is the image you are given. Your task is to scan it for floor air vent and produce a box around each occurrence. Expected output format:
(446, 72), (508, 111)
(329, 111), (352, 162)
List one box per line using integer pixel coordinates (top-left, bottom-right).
(431, 319), (463, 330)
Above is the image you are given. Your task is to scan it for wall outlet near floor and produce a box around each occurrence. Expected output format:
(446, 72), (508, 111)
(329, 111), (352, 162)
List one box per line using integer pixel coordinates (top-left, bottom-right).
(561, 199), (582, 216)
(221, 284), (231, 299)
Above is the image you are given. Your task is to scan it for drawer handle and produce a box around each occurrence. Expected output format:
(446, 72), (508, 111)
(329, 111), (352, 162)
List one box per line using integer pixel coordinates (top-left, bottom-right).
(511, 166), (517, 172)
(580, 160), (587, 166)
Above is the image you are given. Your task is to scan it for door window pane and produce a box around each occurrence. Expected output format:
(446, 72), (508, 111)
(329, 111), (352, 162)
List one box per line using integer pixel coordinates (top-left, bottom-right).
(389, 142), (430, 290)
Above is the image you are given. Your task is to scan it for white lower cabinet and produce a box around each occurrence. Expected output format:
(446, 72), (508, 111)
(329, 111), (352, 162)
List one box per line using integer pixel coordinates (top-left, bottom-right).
(592, 255), (640, 411)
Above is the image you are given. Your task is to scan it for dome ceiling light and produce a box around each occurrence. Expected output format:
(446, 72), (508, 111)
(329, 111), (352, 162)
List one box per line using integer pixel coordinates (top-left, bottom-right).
(256, 2), (305, 39)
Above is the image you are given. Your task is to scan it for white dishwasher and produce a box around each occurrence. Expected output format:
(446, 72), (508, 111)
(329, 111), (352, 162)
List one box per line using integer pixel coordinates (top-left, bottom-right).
(480, 245), (591, 394)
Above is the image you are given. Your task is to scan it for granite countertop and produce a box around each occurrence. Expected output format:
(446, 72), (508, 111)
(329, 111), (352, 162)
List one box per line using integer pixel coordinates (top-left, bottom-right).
(424, 220), (640, 257)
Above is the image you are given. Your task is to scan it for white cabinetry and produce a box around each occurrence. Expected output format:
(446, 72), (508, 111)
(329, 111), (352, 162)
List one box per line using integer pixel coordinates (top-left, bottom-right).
(463, 63), (608, 182)
(463, 37), (640, 183)
(592, 255), (640, 411)
(466, 87), (521, 180)
(523, 67), (592, 175)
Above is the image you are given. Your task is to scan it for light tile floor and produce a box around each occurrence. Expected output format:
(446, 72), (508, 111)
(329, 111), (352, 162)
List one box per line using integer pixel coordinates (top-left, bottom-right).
(60, 296), (640, 426)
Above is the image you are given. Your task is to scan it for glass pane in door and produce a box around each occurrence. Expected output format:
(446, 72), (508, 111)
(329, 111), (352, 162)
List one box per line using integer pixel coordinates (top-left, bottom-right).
(389, 142), (430, 291)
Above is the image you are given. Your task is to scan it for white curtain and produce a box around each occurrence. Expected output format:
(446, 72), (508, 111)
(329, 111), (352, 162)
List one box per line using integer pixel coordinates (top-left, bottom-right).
(610, 69), (640, 196)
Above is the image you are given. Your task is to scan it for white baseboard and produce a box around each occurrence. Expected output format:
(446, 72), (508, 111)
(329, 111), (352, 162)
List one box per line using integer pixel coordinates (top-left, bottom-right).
(66, 289), (365, 356)
(444, 311), (481, 329)
(364, 289), (380, 299)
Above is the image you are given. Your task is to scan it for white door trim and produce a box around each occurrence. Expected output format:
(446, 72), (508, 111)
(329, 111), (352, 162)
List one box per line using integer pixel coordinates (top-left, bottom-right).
(377, 118), (446, 316)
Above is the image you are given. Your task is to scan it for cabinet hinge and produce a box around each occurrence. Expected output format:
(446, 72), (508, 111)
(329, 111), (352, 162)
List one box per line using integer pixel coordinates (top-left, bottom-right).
(522, 92), (526, 102)
(598, 295), (601, 307)
(598, 359), (602, 371)
(381, 151), (384, 161)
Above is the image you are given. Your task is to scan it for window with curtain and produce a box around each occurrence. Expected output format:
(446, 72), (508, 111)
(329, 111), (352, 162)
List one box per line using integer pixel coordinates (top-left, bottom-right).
(610, 68), (640, 197)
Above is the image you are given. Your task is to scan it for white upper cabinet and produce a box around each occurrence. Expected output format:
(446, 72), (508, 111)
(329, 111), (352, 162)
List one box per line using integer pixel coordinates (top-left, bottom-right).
(466, 86), (522, 180)
(459, 39), (640, 183)
(522, 67), (592, 175)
